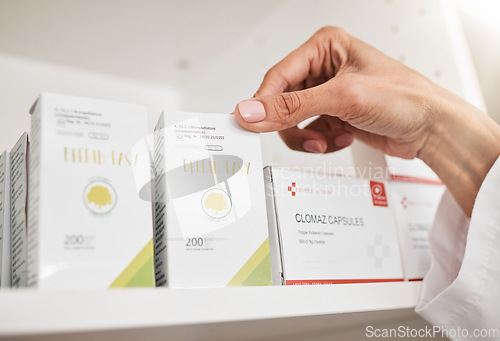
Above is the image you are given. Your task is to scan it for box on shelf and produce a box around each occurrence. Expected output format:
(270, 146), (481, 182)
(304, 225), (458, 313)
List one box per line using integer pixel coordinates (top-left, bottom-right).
(0, 151), (11, 287)
(10, 134), (29, 288)
(385, 156), (442, 184)
(153, 112), (272, 288)
(264, 166), (404, 285)
(389, 180), (445, 280)
(27, 93), (154, 289)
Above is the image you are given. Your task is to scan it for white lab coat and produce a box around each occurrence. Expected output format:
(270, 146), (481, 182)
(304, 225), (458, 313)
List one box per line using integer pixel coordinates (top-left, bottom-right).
(416, 157), (500, 340)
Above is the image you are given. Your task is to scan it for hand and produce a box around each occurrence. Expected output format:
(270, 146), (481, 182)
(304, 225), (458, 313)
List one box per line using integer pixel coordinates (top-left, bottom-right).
(232, 26), (500, 216)
(232, 26), (441, 159)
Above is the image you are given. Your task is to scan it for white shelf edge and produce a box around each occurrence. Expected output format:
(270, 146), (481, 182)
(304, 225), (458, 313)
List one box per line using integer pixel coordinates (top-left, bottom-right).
(0, 282), (421, 336)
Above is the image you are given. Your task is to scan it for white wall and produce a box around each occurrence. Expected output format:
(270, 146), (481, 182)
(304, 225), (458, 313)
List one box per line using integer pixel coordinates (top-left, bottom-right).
(0, 0), (489, 175)
(457, 0), (500, 124)
(0, 53), (180, 151)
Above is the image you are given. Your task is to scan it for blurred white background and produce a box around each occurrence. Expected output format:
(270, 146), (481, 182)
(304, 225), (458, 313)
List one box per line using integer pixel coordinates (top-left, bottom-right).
(1, 0), (499, 173)
(457, 0), (500, 124)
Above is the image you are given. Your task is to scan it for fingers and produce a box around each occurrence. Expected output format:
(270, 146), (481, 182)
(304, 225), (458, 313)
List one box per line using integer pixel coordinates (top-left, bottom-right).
(304, 116), (354, 153)
(278, 126), (329, 153)
(279, 116), (354, 153)
(254, 46), (316, 97)
(234, 82), (344, 133)
(254, 26), (350, 98)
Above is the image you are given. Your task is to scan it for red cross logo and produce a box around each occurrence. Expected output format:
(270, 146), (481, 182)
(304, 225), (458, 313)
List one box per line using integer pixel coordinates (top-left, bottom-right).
(288, 182), (297, 197)
(401, 196), (408, 209)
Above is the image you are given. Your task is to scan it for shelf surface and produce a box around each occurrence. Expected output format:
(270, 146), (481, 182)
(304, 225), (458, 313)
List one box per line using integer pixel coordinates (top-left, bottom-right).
(0, 282), (421, 337)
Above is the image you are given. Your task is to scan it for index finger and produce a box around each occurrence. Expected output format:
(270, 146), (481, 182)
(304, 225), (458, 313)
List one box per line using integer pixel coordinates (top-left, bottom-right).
(254, 47), (313, 97)
(254, 26), (350, 97)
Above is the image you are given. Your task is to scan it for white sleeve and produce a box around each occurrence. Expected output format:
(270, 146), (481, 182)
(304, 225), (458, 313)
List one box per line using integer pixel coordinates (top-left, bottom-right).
(416, 156), (500, 340)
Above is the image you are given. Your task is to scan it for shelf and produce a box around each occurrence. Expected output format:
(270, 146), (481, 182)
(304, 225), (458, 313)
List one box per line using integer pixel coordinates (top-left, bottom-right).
(0, 282), (421, 340)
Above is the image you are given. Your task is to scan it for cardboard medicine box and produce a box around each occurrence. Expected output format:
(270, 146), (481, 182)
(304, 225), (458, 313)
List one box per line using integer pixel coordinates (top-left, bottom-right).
(27, 93), (155, 289)
(152, 112), (272, 288)
(264, 166), (404, 285)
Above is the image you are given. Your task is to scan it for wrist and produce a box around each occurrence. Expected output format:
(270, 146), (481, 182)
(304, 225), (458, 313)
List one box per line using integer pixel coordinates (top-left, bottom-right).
(419, 90), (500, 216)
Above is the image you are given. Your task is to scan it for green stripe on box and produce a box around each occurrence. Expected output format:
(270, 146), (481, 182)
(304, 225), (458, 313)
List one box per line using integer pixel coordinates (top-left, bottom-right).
(228, 237), (272, 286)
(109, 239), (155, 288)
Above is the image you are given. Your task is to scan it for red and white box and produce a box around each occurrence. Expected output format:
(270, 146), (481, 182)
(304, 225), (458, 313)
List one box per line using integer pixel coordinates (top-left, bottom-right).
(389, 181), (445, 281)
(264, 166), (404, 285)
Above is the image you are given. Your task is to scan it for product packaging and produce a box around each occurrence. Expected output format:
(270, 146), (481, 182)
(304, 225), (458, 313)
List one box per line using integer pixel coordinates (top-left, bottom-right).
(389, 180), (445, 280)
(0, 151), (11, 287)
(10, 133), (29, 288)
(153, 112), (272, 287)
(264, 166), (404, 285)
(27, 93), (155, 289)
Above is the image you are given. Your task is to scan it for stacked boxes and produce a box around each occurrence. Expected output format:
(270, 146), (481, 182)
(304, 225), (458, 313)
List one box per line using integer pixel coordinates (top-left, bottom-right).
(0, 92), (444, 289)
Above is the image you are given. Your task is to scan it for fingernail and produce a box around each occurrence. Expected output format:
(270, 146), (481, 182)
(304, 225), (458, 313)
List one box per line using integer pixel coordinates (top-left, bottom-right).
(334, 133), (354, 148)
(303, 140), (326, 153)
(238, 101), (266, 123)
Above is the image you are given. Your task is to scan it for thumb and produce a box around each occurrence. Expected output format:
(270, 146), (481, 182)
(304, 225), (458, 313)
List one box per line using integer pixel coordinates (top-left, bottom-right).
(233, 82), (338, 133)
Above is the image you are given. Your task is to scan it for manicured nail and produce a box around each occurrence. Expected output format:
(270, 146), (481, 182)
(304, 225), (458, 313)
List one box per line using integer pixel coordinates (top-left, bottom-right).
(334, 133), (354, 148)
(303, 140), (326, 153)
(238, 101), (266, 123)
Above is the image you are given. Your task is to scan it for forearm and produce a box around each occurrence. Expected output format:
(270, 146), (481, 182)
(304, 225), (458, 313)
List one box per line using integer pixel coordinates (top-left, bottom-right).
(420, 90), (500, 217)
